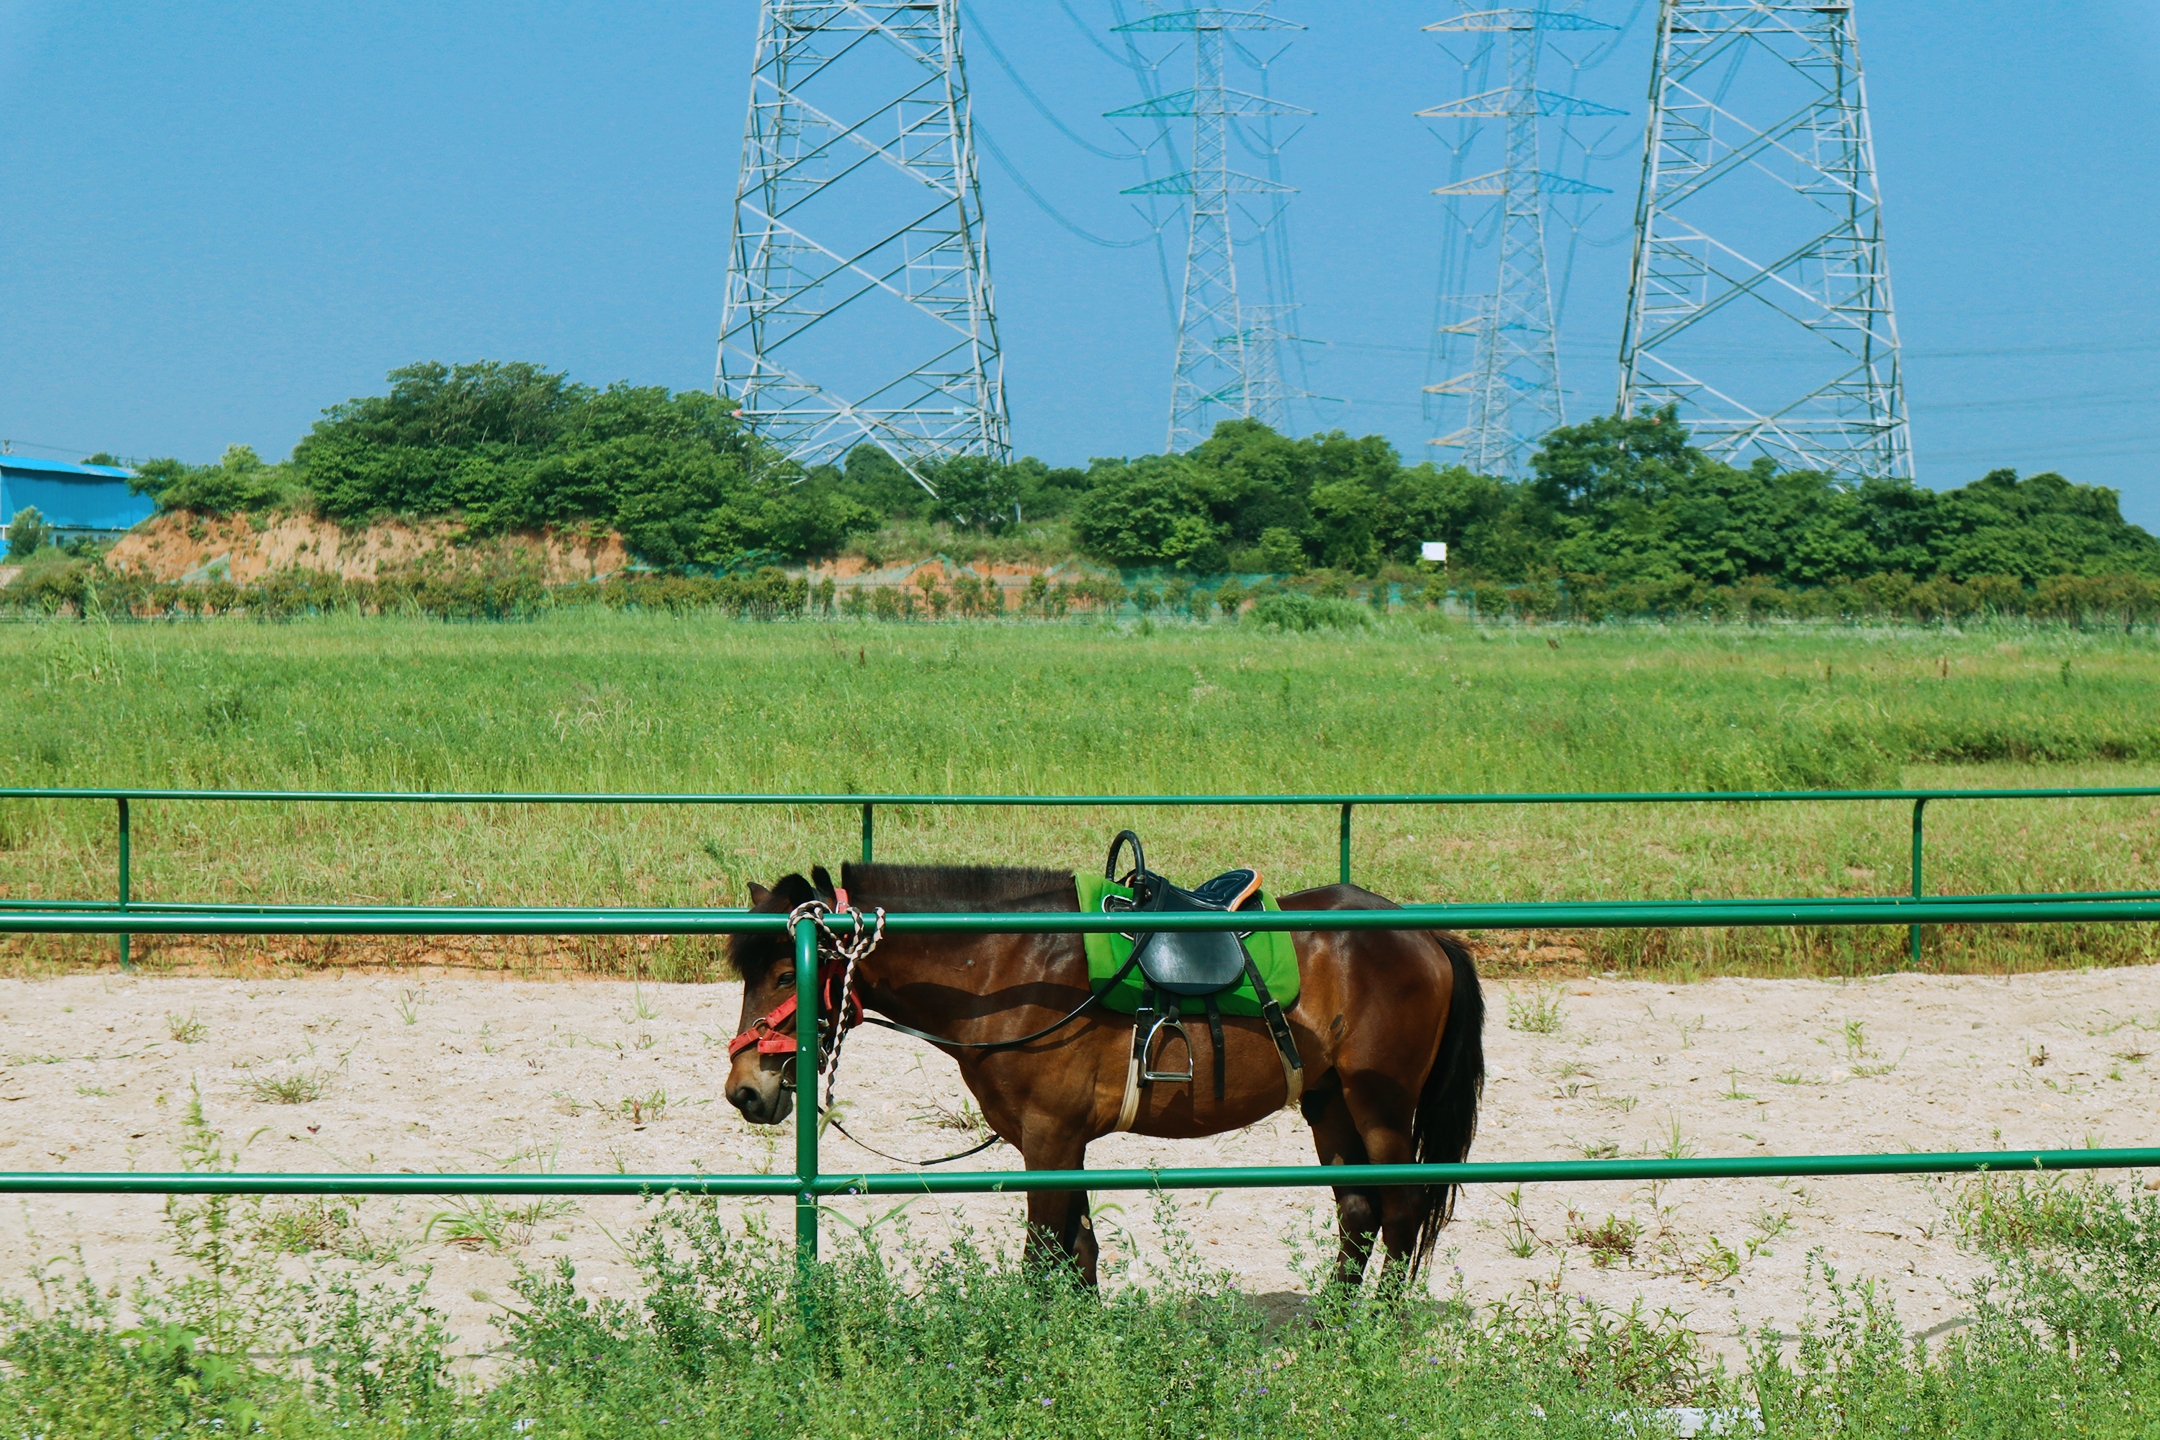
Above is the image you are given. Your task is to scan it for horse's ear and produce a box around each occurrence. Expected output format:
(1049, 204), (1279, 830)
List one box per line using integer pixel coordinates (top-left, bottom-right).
(810, 865), (837, 904)
(771, 873), (817, 907)
(747, 882), (771, 907)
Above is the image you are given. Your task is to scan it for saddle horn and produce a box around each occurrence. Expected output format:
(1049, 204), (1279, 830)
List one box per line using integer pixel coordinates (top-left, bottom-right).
(1105, 829), (1146, 890)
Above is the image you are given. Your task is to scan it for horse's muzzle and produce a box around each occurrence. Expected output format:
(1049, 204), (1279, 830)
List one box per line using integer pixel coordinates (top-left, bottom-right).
(727, 1077), (794, 1126)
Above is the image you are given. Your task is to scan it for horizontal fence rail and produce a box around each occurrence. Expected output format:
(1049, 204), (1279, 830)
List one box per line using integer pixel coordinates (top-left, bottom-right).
(9, 781), (2160, 969)
(5, 1149), (2159, 1199)
(5, 898), (2160, 935)
(11, 785), (2160, 804)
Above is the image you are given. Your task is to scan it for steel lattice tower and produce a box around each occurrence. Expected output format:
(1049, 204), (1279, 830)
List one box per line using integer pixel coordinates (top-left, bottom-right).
(1421, 6), (1620, 475)
(1109, 7), (1307, 453)
(716, 1), (1009, 480)
(1617, 0), (1911, 478)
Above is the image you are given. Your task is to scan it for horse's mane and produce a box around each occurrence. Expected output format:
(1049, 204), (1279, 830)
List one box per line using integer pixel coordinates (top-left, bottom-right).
(724, 863), (1078, 977)
(842, 863), (1078, 914)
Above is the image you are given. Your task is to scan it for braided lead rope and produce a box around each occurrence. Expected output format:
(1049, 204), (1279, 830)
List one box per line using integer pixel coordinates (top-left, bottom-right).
(779, 900), (829, 1087)
(813, 902), (885, 1108)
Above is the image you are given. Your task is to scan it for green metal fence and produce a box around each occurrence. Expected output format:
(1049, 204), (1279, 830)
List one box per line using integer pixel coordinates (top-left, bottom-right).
(1, 785), (2157, 1266)
(2, 892), (2159, 1262)
(7, 781), (2160, 970)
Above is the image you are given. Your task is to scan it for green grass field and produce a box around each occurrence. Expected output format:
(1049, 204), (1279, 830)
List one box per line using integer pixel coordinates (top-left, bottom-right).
(6, 1159), (2160, 1438)
(3, 609), (2157, 977)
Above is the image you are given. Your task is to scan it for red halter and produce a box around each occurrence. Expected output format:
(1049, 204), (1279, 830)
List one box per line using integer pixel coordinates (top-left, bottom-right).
(725, 957), (863, 1059)
(726, 893), (870, 1062)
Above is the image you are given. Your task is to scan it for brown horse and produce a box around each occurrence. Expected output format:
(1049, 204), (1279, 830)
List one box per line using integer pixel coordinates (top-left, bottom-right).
(723, 862), (1484, 1286)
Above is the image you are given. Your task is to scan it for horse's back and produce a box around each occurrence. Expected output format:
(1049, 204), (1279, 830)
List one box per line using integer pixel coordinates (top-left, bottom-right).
(1276, 881), (1470, 1023)
(1277, 882), (1471, 969)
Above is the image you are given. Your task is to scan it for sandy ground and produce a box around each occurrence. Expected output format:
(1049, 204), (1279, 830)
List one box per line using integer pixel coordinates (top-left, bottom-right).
(2, 968), (2157, 1366)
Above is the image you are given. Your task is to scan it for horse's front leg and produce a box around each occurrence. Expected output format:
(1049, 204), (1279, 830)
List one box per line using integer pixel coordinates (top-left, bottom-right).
(1020, 1127), (1099, 1286)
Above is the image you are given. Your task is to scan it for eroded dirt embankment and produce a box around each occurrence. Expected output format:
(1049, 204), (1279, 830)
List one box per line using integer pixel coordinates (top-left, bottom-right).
(103, 511), (626, 586)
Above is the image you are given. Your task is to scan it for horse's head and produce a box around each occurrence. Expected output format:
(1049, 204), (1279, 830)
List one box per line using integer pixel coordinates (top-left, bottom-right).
(722, 868), (835, 1125)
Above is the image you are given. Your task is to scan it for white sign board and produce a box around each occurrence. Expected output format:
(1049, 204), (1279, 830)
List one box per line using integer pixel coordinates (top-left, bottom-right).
(1420, 541), (1448, 564)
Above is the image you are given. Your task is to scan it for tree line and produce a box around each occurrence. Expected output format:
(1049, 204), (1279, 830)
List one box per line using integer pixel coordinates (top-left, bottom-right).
(116, 360), (2158, 603)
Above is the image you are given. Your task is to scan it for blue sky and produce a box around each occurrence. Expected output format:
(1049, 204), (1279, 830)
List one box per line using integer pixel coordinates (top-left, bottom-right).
(2, 2), (2155, 528)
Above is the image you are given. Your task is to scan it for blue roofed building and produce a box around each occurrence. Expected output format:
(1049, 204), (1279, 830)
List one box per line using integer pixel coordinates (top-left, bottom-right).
(0, 455), (154, 539)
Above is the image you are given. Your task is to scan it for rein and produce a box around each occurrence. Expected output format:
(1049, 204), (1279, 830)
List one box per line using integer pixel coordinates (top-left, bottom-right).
(858, 951), (1136, 1053)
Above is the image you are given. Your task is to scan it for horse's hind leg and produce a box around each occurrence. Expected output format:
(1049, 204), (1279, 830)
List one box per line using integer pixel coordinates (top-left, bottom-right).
(1304, 1072), (1380, 1285)
(1336, 1073), (1425, 1275)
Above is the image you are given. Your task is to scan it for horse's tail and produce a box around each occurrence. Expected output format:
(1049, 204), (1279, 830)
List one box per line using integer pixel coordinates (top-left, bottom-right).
(1408, 930), (1484, 1280)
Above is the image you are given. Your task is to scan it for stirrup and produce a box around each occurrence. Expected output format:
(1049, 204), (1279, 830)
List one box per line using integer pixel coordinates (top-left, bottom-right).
(1140, 1011), (1194, 1084)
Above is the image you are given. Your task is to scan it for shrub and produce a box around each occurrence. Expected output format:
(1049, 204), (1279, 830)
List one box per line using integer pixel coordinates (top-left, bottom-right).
(1245, 592), (1372, 633)
(4, 506), (48, 559)
(131, 447), (295, 514)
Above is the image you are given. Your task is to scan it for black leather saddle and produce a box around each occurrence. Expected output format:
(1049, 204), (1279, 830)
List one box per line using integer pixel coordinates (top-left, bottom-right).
(1099, 830), (1302, 1117)
(1103, 830), (1261, 996)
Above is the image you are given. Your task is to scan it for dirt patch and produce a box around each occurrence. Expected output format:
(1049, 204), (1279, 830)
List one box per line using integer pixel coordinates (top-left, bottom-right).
(804, 554), (1106, 595)
(103, 511), (625, 586)
(3, 967), (2156, 1367)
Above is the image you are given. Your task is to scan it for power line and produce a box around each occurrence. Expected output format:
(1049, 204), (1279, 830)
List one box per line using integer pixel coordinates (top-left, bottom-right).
(1911, 386), (2154, 415)
(975, 121), (1155, 248)
(1054, 0), (1150, 71)
(1909, 338), (2160, 361)
(962, 2), (1147, 161)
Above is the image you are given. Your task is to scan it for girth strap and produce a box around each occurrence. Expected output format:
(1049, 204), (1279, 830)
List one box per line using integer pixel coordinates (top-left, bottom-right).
(1242, 946), (1306, 1109)
(1205, 996), (1226, 1104)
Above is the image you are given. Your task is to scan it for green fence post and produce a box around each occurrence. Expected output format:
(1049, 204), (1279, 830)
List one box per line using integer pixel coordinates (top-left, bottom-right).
(793, 915), (819, 1262)
(1339, 804), (1353, 886)
(860, 803), (874, 865)
(1909, 797), (1927, 966)
(117, 798), (131, 974)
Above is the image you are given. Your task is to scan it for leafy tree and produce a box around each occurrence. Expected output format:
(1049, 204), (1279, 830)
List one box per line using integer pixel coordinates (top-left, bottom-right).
(1386, 463), (1553, 578)
(1072, 453), (1227, 571)
(111, 366), (2160, 588)
(1523, 410), (2160, 589)
(928, 456), (1020, 531)
(705, 478), (874, 569)
(1920, 468), (2160, 580)
(281, 362), (868, 564)
(131, 446), (288, 513)
(1247, 527), (1307, 575)
(5, 506), (48, 558)
(1011, 457), (1090, 520)
(822, 448), (1086, 527)
(830, 445), (930, 522)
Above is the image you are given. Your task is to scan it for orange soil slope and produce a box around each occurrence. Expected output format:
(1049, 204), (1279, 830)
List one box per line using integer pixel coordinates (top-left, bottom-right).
(104, 511), (626, 586)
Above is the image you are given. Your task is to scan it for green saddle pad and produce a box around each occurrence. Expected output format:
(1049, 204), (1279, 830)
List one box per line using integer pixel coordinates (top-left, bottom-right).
(1074, 873), (1300, 1018)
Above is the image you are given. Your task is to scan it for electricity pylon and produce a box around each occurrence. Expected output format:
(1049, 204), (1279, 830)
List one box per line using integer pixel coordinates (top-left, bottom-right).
(1109, 6), (1307, 453)
(1420, 5), (1621, 475)
(717, 1), (1009, 484)
(1617, 0), (1912, 479)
